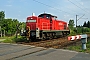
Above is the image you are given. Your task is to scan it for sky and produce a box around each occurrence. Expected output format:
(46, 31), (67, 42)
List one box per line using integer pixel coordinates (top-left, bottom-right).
(0, 0), (90, 26)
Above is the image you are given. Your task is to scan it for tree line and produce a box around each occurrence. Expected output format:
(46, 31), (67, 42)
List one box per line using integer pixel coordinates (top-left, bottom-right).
(83, 21), (90, 28)
(0, 11), (25, 37)
(68, 20), (90, 35)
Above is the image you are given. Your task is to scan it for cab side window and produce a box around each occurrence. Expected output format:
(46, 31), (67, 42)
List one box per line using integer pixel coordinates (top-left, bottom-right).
(41, 15), (44, 18)
(46, 15), (50, 19)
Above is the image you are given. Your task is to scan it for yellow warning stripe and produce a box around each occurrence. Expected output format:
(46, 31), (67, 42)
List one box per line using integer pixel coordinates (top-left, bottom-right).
(26, 26), (30, 38)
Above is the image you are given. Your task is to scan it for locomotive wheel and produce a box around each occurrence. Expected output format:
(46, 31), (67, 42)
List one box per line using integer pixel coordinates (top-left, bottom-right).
(42, 34), (46, 40)
(25, 37), (32, 43)
(49, 33), (53, 39)
(53, 33), (57, 38)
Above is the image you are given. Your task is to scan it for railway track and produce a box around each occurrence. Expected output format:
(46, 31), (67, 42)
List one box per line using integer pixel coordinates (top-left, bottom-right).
(19, 36), (81, 49)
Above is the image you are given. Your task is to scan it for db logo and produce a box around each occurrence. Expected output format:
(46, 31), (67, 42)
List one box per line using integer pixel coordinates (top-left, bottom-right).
(59, 23), (63, 25)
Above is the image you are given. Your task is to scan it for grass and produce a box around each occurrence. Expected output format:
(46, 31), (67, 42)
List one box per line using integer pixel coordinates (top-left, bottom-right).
(3, 38), (13, 43)
(0, 35), (27, 43)
(1, 36), (15, 43)
(0, 36), (8, 39)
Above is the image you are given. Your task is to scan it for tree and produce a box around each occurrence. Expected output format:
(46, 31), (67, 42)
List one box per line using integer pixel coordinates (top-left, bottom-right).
(0, 11), (26, 37)
(68, 20), (77, 35)
(68, 20), (75, 29)
(0, 11), (5, 37)
(0, 11), (5, 26)
(83, 21), (87, 27)
(83, 21), (90, 28)
(19, 22), (26, 31)
(0, 11), (5, 20)
(0, 18), (20, 36)
(87, 21), (90, 28)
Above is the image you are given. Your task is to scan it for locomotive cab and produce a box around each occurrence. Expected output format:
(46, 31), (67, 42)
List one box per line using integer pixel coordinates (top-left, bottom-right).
(38, 13), (57, 30)
(38, 13), (57, 20)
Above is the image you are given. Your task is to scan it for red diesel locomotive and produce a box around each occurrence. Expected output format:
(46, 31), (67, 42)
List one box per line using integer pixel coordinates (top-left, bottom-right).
(24, 13), (70, 41)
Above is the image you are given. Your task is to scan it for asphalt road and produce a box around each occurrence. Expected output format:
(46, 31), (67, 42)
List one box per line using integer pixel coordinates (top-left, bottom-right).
(0, 43), (90, 60)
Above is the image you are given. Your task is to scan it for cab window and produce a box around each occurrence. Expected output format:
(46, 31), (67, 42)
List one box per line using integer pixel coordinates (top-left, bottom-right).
(46, 15), (50, 19)
(40, 15), (44, 18)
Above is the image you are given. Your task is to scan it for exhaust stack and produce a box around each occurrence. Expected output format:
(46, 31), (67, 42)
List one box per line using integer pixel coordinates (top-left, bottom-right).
(32, 13), (35, 16)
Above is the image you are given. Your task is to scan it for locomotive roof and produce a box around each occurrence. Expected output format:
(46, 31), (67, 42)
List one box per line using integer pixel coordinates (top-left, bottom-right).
(38, 13), (57, 18)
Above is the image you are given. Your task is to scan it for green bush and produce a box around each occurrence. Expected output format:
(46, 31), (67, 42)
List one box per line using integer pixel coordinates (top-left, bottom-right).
(12, 37), (27, 43)
(69, 29), (76, 36)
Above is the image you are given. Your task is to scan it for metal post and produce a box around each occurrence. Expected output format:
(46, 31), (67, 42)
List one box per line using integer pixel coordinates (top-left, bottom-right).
(81, 38), (87, 50)
(82, 43), (86, 50)
(76, 15), (78, 33)
(81, 34), (87, 50)
(76, 15), (78, 28)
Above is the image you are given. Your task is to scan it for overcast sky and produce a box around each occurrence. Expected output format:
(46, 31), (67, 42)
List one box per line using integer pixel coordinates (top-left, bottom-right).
(0, 0), (90, 26)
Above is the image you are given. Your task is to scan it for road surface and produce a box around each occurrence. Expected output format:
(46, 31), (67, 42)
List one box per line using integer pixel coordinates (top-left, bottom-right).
(0, 43), (90, 60)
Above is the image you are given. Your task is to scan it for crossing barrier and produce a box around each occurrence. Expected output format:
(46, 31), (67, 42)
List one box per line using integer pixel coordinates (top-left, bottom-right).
(68, 34), (87, 50)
